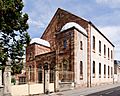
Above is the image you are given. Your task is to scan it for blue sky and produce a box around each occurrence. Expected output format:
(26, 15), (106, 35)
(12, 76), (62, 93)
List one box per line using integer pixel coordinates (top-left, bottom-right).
(23, 0), (120, 60)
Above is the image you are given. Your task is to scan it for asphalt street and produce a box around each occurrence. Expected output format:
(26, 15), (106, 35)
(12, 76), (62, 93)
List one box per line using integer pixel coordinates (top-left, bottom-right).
(40, 83), (120, 96)
(87, 86), (120, 96)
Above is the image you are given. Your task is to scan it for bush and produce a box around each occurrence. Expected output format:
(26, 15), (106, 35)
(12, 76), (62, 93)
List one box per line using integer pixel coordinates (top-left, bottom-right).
(11, 78), (16, 85)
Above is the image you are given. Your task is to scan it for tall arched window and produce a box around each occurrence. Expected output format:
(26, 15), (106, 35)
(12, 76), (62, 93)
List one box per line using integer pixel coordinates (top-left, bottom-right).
(108, 48), (110, 59)
(93, 36), (95, 50)
(38, 64), (42, 83)
(29, 65), (34, 82)
(93, 61), (95, 78)
(63, 59), (68, 71)
(104, 44), (106, 56)
(62, 59), (69, 82)
(50, 63), (55, 83)
(111, 50), (113, 59)
(104, 64), (106, 78)
(63, 39), (67, 49)
(99, 63), (101, 78)
(111, 67), (113, 78)
(99, 40), (101, 54)
(80, 61), (83, 80)
(108, 66), (110, 78)
(80, 41), (83, 50)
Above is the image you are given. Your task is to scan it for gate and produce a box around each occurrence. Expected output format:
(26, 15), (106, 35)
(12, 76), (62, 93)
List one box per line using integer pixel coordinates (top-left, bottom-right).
(44, 63), (55, 94)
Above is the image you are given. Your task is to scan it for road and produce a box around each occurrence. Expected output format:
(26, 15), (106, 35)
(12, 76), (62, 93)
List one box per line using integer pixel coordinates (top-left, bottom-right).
(42, 83), (120, 96)
(87, 86), (120, 96)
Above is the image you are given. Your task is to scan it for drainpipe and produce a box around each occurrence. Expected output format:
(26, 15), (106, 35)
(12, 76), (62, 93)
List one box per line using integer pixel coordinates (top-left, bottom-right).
(90, 23), (92, 87)
(87, 22), (92, 87)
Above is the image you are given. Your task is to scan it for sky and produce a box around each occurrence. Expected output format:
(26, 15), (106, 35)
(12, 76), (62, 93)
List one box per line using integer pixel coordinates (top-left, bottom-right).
(23, 0), (120, 60)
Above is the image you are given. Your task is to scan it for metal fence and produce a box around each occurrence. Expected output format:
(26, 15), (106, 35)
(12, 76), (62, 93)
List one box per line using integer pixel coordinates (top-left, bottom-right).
(59, 71), (74, 82)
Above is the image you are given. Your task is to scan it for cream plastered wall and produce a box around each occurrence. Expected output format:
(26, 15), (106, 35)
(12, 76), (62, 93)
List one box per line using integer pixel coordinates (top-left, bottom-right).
(91, 26), (114, 86)
(49, 83), (54, 92)
(11, 84), (44, 96)
(74, 29), (88, 87)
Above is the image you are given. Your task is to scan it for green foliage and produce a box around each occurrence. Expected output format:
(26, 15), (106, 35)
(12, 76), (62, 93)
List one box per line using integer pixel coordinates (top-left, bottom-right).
(0, 0), (31, 75)
(11, 62), (23, 75)
(11, 77), (16, 85)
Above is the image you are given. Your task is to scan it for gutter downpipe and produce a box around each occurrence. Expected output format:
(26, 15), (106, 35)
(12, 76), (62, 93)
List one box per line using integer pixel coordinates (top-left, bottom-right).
(87, 22), (91, 87)
(90, 23), (91, 87)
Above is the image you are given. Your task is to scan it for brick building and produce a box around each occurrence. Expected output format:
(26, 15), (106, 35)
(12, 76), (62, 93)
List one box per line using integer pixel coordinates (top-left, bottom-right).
(26, 8), (114, 93)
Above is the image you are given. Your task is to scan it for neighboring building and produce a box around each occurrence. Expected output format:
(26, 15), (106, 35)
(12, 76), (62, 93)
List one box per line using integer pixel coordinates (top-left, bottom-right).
(14, 69), (27, 85)
(10, 59), (27, 85)
(26, 8), (115, 93)
(114, 60), (120, 83)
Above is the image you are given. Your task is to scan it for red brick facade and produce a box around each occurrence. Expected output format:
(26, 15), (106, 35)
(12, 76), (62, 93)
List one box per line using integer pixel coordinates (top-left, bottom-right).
(26, 8), (91, 91)
(26, 8), (114, 92)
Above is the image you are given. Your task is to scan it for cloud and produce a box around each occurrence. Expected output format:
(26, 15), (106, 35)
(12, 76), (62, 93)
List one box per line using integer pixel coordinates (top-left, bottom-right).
(96, 0), (120, 8)
(92, 10), (120, 27)
(23, 0), (94, 39)
(99, 26), (120, 41)
(23, 0), (56, 38)
(99, 26), (120, 60)
(28, 18), (45, 28)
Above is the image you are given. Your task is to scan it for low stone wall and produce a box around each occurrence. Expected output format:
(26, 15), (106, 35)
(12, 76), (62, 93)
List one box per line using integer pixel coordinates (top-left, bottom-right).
(11, 84), (44, 96)
(49, 83), (54, 92)
(58, 82), (74, 91)
(0, 86), (4, 96)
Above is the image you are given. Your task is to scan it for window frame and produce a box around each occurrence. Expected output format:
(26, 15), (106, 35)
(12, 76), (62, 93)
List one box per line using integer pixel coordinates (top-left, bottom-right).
(111, 50), (113, 60)
(104, 64), (106, 78)
(108, 48), (110, 59)
(99, 63), (101, 78)
(93, 61), (95, 78)
(93, 36), (95, 51)
(99, 40), (101, 54)
(104, 44), (106, 57)
(111, 67), (113, 78)
(80, 61), (83, 80)
(29, 66), (34, 82)
(38, 64), (42, 83)
(80, 41), (83, 50)
(63, 39), (67, 49)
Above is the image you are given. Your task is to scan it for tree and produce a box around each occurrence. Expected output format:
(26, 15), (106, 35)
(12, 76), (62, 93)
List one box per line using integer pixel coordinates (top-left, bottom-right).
(0, 0), (30, 82)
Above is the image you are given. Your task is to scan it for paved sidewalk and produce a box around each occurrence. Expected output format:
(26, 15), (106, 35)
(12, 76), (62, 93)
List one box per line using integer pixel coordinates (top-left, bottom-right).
(40, 83), (120, 96)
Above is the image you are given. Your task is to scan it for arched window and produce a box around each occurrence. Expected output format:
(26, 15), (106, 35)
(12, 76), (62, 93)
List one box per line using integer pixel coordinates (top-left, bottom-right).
(29, 65), (34, 82)
(111, 50), (113, 59)
(80, 61), (83, 80)
(99, 40), (101, 54)
(93, 61), (95, 78)
(104, 64), (106, 78)
(61, 59), (69, 82)
(108, 48), (110, 59)
(104, 44), (106, 56)
(93, 36), (95, 50)
(63, 59), (68, 71)
(99, 63), (101, 78)
(63, 39), (67, 49)
(108, 66), (110, 78)
(111, 67), (113, 78)
(38, 64), (42, 83)
(80, 41), (83, 50)
(50, 63), (55, 83)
